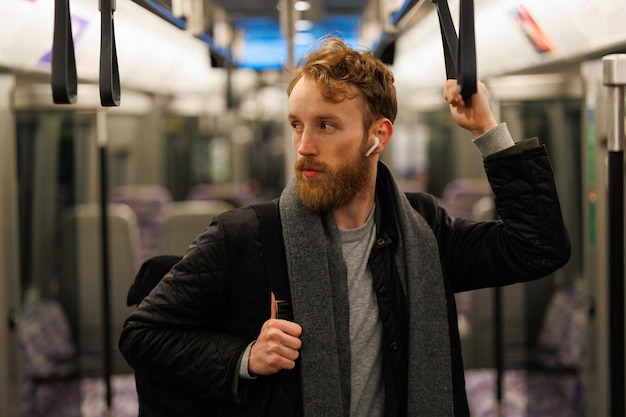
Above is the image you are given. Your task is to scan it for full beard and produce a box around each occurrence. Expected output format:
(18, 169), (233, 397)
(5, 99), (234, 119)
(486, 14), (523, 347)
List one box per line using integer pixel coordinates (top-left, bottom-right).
(295, 144), (370, 213)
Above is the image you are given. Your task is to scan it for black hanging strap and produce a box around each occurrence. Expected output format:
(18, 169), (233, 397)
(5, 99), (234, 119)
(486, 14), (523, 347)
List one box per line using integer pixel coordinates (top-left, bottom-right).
(433, 0), (458, 79)
(99, 0), (120, 106)
(432, 0), (477, 100)
(51, 0), (77, 104)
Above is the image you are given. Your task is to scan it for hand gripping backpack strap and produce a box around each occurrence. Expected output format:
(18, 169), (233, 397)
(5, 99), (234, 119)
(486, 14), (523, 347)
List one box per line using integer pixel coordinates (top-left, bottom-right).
(252, 200), (292, 320)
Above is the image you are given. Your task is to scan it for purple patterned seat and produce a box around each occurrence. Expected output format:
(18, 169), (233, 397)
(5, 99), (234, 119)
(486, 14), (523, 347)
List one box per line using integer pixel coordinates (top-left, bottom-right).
(109, 185), (173, 261)
(465, 289), (587, 417)
(186, 183), (253, 207)
(19, 299), (138, 417)
(20, 299), (76, 417)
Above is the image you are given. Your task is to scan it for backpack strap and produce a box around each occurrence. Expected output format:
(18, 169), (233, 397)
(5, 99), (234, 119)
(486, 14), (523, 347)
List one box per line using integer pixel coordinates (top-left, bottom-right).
(252, 200), (292, 320)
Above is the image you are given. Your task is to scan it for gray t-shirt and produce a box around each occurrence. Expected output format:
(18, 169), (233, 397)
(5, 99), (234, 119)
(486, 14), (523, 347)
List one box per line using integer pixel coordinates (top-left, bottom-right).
(339, 207), (384, 417)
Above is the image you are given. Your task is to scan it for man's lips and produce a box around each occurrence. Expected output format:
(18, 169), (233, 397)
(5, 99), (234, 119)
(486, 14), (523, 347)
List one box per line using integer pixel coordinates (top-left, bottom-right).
(301, 168), (321, 178)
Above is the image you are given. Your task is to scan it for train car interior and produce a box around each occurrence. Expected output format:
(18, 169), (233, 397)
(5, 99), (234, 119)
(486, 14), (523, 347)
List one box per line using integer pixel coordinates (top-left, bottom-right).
(1, 0), (626, 415)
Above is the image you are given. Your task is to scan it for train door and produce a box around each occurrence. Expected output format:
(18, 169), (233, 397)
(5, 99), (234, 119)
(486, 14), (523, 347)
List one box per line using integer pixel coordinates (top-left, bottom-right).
(493, 72), (586, 412)
(454, 72), (587, 415)
(581, 57), (626, 417)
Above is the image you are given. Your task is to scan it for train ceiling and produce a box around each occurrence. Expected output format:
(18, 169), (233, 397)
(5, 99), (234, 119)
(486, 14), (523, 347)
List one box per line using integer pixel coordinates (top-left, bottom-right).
(393, 0), (626, 98)
(1, 0), (626, 102)
(146, 0), (377, 70)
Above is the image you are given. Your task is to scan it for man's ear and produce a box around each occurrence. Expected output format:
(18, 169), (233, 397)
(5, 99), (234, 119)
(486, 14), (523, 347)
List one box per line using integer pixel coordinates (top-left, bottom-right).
(372, 118), (393, 151)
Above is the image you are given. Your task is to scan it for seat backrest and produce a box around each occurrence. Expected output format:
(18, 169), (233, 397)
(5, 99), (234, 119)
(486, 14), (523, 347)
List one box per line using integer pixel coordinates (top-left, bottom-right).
(162, 200), (234, 255)
(58, 203), (142, 373)
(110, 185), (173, 261)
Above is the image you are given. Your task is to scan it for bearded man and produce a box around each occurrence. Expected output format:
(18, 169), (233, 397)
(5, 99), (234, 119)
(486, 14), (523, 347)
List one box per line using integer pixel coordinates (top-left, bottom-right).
(120, 36), (570, 417)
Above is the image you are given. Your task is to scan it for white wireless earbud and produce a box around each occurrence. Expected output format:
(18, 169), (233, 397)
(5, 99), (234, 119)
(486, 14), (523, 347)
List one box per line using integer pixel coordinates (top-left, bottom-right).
(365, 137), (381, 157)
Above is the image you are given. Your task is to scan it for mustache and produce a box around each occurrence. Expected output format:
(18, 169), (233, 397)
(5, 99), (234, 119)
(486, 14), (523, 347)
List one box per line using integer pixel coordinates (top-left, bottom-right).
(295, 157), (329, 172)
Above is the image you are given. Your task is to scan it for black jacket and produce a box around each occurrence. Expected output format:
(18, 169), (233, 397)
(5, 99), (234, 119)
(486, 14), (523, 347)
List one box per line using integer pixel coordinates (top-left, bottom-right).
(119, 144), (570, 417)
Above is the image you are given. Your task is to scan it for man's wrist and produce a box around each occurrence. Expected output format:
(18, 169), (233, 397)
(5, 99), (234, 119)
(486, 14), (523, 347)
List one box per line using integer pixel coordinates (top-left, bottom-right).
(472, 122), (515, 158)
(239, 341), (257, 380)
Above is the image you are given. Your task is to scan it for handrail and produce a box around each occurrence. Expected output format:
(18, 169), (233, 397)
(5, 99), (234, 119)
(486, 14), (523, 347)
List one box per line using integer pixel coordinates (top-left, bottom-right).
(390, 0), (422, 25)
(132, 0), (233, 67)
(132, 0), (187, 29)
(603, 53), (626, 417)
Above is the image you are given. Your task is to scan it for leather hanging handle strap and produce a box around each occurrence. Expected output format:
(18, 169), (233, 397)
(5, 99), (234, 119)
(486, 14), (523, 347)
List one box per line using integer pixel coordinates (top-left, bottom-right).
(433, 0), (458, 80)
(432, 0), (477, 100)
(99, 0), (120, 106)
(457, 0), (476, 100)
(51, 0), (77, 104)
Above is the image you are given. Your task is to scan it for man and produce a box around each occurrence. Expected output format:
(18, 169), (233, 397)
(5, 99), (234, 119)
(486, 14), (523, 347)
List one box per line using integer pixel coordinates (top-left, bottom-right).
(119, 36), (570, 417)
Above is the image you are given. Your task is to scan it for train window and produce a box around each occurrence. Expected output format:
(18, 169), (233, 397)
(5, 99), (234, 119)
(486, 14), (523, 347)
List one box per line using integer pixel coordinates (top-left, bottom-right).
(506, 99), (583, 285)
(389, 123), (430, 193)
(163, 115), (199, 201)
(16, 111), (78, 296)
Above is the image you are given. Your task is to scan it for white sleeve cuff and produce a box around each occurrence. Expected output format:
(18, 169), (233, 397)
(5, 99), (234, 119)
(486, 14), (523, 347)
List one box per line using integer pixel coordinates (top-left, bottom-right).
(472, 122), (515, 158)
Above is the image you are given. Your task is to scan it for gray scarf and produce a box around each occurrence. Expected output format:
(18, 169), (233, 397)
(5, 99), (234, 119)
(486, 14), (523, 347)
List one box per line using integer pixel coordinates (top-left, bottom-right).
(279, 162), (454, 417)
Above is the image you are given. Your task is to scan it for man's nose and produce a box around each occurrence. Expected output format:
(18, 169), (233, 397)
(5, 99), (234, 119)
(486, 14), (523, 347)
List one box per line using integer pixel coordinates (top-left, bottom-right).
(297, 129), (317, 156)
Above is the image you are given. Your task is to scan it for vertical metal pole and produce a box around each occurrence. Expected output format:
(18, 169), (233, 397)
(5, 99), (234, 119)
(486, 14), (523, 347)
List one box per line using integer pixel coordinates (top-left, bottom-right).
(278, 0), (295, 70)
(494, 286), (503, 417)
(280, 0), (295, 185)
(96, 108), (113, 414)
(603, 54), (626, 417)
